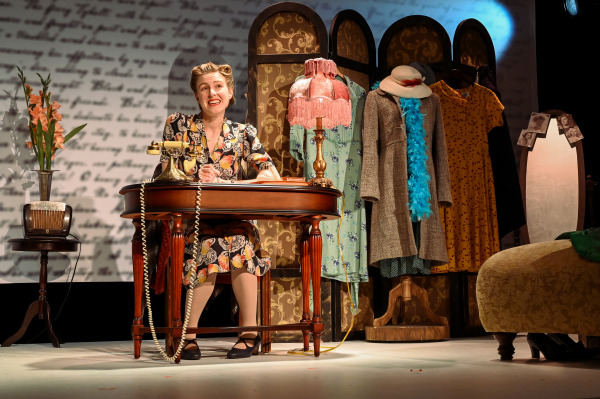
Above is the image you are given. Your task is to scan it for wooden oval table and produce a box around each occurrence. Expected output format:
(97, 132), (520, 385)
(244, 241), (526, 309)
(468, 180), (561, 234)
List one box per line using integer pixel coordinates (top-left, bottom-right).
(119, 181), (341, 362)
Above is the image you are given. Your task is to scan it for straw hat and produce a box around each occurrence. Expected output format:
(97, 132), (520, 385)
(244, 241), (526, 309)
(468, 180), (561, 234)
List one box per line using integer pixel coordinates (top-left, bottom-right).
(379, 65), (432, 98)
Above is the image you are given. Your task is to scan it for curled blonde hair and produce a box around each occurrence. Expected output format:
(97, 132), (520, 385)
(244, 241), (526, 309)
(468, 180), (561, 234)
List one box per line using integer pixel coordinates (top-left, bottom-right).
(190, 62), (235, 106)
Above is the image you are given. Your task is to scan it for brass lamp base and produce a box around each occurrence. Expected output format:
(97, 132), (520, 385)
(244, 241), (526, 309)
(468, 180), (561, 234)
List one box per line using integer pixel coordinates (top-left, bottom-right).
(310, 118), (333, 188)
(308, 177), (333, 188)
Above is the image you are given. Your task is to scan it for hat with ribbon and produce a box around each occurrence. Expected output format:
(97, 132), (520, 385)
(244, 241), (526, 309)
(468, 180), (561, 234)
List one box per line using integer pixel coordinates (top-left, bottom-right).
(379, 65), (432, 98)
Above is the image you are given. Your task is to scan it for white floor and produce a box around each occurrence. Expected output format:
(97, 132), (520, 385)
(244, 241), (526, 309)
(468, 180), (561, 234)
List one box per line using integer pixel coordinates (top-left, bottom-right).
(2, 335), (600, 399)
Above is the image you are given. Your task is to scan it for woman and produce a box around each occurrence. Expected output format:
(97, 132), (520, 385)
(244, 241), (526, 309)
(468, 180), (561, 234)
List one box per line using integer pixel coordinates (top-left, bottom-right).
(161, 62), (280, 360)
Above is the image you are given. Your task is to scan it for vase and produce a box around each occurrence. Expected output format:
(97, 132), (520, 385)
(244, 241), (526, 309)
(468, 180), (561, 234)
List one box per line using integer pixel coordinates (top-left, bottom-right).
(37, 170), (56, 201)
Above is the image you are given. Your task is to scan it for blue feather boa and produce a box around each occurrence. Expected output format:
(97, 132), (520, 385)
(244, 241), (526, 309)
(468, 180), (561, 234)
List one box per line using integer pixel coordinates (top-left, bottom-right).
(400, 97), (432, 222)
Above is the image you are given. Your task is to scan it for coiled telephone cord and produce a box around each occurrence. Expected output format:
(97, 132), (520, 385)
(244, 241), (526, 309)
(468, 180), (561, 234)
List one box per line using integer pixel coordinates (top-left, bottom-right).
(140, 179), (202, 363)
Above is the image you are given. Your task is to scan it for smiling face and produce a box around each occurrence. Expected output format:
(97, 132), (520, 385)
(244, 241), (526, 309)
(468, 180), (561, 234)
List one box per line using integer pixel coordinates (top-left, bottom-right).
(193, 71), (233, 119)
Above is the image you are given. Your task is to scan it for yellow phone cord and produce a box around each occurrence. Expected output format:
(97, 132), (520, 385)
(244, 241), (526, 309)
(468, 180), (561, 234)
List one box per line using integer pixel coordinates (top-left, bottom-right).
(288, 192), (356, 356)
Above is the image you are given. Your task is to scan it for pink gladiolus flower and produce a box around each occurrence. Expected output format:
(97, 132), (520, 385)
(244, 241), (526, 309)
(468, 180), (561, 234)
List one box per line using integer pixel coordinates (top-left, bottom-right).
(18, 66), (87, 170)
(54, 122), (64, 135)
(54, 134), (65, 150)
(29, 104), (44, 120)
(29, 92), (42, 106)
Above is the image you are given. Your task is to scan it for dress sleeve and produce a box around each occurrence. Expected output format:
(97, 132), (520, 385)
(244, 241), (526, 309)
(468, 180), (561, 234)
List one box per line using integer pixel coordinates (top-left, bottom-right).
(243, 123), (274, 171)
(289, 124), (306, 162)
(160, 112), (184, 163)
(485, 89), (505, 132)
(360, 91), (381, 202)
(431, 94), (452, 206)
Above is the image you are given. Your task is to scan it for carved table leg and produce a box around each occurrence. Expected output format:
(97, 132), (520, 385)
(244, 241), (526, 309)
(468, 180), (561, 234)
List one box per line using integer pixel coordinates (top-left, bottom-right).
(169, 213), (184, 363)
(300, 222), (311, 352)
(494, 332), (517, 360)
(310, 217), (323, 357)
(131, 219), (144, 359)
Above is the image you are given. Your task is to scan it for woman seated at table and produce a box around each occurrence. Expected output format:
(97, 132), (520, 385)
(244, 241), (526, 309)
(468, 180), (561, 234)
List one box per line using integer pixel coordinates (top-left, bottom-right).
(160, 61), (281, 360)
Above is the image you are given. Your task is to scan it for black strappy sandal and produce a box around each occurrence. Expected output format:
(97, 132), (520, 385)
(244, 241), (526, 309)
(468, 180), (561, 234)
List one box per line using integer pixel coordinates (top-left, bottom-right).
(226, 334), (261, 359)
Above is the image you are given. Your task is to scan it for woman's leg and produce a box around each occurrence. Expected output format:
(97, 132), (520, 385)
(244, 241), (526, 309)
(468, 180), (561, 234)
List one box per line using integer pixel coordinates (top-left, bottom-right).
(184, 272), (217, 340)
(231, 267), (258, 348)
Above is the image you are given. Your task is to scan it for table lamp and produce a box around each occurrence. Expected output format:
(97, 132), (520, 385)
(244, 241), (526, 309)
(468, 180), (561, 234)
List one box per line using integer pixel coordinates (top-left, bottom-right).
(287, 58), (352, 187)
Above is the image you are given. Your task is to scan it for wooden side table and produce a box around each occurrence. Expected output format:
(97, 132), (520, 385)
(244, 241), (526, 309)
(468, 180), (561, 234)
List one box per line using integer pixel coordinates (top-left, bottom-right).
(2, 237), (80, 348)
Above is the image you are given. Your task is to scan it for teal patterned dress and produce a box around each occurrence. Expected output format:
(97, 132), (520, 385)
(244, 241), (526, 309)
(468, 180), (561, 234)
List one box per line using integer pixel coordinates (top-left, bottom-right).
(290, 77), (368, 309)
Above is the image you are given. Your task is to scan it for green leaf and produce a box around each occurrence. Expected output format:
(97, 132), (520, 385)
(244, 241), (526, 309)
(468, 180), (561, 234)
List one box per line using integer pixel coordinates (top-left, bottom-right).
(63, 123), (86, 144)
(35, 120), (44, 170)
(45, 119), (55, 170)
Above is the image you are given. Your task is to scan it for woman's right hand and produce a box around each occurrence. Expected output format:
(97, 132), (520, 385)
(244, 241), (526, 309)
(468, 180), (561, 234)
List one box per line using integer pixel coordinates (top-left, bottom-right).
(200, 164), (220, 183)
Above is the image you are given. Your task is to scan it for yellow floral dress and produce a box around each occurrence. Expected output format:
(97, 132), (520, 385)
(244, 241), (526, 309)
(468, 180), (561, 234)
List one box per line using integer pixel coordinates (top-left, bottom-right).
(429, 81), (504, 273)
(161, 112), (274, 288)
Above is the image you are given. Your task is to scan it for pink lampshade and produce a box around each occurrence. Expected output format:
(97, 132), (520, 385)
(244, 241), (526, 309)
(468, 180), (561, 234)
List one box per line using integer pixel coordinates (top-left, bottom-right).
(287, 58), (352, 129)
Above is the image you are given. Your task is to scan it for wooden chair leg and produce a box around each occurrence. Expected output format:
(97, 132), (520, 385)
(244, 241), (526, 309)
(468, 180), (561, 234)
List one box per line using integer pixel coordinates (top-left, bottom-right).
(260, 272), (271, 353)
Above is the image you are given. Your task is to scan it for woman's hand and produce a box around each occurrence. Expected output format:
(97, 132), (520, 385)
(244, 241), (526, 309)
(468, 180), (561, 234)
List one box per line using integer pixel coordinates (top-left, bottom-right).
(256, 167), (280, 181)
(200, 164), (223, 183)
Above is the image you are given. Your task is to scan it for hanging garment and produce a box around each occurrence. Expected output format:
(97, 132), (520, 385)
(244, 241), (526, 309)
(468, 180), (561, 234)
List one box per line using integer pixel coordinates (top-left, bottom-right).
(290, 76), (369, 306)
(429, 80), (504, 273)
(477, 65), (526, 237)
(360, 88), (452, 271)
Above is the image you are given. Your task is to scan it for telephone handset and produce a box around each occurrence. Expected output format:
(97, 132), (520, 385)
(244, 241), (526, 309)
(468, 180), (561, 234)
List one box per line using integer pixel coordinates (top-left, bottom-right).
(140, 140), (202, 362)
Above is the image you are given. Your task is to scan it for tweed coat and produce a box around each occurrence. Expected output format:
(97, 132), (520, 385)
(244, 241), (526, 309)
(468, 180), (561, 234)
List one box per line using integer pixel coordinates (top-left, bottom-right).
(360, 88), (452, 267)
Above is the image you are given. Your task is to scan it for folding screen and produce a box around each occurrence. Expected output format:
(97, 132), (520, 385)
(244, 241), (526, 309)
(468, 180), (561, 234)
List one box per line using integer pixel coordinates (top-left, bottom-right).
(377, 15), (452, 82)
(247, 1), (328, 269)
(453, 18), (496, 71)
(329, 9), (376, 91)
(247, 1), (329, 341)
(247, 5), (501, 339)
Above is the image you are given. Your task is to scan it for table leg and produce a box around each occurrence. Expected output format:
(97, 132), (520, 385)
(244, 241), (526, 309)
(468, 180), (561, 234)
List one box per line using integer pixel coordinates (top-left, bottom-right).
(169, 213), (184, 363)
(300, 222), (311, 352)
(309, 217), (323, 357)
(38, 250), (60, 347)
(2, 250), (59, 348)
(131, 220), (144, 359)
(42, 299), (60, 348)
(2, 301), (38, 347)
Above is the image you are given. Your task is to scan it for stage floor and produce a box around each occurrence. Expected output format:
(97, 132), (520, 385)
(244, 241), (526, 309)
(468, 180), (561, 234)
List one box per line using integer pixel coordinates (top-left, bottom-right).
(1, 335), (600, 398)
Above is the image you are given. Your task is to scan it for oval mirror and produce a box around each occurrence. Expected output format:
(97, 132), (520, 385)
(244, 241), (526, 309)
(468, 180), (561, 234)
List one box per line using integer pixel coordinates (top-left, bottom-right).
(519, 110), (585, 244)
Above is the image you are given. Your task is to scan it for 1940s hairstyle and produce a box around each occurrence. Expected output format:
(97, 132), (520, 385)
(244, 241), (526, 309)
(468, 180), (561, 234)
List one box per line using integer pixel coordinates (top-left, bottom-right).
(190, 62), (235, 106)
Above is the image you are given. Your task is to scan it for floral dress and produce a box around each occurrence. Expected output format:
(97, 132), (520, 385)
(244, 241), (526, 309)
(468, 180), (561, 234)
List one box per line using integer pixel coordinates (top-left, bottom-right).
(161, 112), (274, 288)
